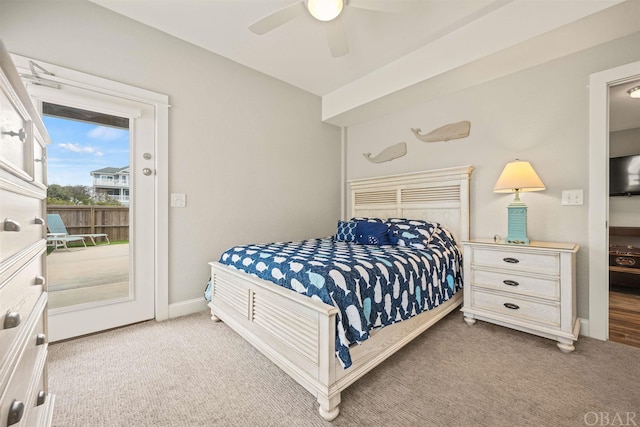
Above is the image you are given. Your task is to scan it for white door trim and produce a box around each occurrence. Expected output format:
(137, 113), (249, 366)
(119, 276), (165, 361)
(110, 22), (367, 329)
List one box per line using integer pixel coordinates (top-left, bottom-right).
(588, 60), (640, 340)
(11, 53), (170, 322)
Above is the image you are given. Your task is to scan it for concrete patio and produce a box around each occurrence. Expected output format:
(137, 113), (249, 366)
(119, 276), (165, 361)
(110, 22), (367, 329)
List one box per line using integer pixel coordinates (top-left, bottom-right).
(47, 243), (130, 309)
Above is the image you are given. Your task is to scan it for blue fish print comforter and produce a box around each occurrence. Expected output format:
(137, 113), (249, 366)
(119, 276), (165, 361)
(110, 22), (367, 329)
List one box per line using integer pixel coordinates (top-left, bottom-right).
(218, 227), (463, 368)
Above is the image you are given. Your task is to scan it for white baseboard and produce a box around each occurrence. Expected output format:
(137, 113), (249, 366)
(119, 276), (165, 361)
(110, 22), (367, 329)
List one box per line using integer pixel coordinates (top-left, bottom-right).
(579, 317), (590, 337)
(168, 297), (208, 319)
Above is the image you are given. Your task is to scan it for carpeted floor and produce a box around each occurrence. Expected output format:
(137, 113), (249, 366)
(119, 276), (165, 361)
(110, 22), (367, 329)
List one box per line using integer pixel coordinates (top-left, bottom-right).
(48, 309), (640, 426)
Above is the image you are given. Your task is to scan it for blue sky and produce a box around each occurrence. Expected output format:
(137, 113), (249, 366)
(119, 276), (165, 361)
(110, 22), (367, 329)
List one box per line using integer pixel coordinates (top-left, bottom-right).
(43, 116), (130, 186)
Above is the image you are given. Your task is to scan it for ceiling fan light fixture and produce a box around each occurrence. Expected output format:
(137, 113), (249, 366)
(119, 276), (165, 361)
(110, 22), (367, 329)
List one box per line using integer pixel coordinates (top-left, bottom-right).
(306, 0), (344, 22)
(628, 85), (640, 99)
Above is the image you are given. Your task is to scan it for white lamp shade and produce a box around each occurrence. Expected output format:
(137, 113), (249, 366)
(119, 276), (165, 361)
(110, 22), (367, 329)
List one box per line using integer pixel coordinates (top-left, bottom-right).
(494, 160), (546, 193)
(307, 0), (344, 21)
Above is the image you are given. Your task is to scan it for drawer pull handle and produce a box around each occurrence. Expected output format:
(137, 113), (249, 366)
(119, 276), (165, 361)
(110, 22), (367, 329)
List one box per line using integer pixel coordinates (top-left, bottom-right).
(35, 275), (46, 285)
(35, 216), (45, 225)
(503, 257), (520, 264)
(7, 400), (24, 426)
(3, 311), (21, 329)
(503, 280), (520, 287)
(503, 302), (520, 310)
(36, 333), (47, 346)
(2, 128), (26, 142)
(3, 218), (21, 232)
(37, 391), (46, 406)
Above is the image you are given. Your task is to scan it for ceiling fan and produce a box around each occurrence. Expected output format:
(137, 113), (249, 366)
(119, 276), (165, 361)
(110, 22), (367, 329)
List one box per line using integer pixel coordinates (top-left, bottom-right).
(249, 0), (413, 57)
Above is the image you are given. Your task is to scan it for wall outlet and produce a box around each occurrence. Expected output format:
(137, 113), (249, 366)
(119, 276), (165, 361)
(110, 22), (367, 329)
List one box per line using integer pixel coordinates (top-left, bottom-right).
(171, 193), (186, 207)
(561, 190), (583, 206)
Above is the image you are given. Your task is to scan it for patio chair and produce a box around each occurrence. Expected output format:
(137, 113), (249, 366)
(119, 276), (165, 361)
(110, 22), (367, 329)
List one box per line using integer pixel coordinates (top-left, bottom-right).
(47, 214), (111, 246)
(47, 233), (87, 251)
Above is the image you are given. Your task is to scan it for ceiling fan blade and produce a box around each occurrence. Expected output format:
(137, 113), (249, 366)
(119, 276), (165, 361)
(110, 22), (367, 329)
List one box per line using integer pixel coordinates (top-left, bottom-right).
(348, 0), (415, 14)
(324, 17), (348, 58)
(249, 1), (306, 35)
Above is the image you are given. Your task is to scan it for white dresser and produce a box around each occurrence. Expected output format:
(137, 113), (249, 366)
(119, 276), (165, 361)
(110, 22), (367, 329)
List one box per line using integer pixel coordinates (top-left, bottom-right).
(461, 239), (580, 352)
(0, 41), (55, 426)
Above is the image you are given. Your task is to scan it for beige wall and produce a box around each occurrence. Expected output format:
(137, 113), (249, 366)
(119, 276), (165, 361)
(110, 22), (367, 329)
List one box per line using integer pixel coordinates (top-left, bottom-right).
(0, 1), (341, 306)
(345, 33), (640, 320)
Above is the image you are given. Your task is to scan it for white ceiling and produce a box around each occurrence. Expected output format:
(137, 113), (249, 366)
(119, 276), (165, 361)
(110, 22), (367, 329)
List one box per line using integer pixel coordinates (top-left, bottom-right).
(89, 0), (628, 97)
(610, 79), (640, 132)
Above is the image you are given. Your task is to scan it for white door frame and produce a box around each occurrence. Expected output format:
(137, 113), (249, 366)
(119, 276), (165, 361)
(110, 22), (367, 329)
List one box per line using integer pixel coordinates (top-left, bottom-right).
(11, 53), (170, 322)
(588, 60), (640, 340)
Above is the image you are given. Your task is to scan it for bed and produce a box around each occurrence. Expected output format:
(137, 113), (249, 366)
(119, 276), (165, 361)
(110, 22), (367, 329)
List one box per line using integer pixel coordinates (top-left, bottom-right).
(207, 165), (473, 420)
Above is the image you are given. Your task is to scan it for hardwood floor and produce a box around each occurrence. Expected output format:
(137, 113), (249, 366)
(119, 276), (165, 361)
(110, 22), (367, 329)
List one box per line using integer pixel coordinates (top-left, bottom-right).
(609, 289), (640, 348)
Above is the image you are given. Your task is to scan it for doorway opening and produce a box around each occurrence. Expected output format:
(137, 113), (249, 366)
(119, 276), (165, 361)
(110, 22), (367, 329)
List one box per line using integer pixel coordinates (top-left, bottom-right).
(607, 78), (640, 348)
(11, 52), (169, 340)
(43, 102), (131, 309)
(588, 60), (640, 345)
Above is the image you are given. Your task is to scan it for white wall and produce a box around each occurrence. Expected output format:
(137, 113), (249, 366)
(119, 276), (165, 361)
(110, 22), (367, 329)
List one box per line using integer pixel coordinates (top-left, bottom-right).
(345, 32), (640, 320)
(0, 1), (341, 309)
(610, 127), (640, 227)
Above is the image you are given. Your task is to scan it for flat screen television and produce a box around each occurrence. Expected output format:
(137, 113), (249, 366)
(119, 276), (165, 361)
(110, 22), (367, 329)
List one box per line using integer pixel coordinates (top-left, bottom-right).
(610, 154), (640, 196)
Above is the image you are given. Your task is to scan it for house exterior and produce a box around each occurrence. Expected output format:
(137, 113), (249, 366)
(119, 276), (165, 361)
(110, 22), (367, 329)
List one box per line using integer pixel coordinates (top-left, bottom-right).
(90, 166), (130, 206)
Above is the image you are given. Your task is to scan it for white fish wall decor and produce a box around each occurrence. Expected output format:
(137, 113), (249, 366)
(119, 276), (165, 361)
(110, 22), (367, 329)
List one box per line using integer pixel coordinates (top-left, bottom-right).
(363, 141), (407, 163)
(411, 120), (470, 142)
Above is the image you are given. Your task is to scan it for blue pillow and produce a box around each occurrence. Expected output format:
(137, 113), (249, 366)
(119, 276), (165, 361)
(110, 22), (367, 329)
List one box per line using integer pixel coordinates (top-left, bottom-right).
(355, 221), (398, 246)
(335, 220), (357, 242)
(387, 218), (439, 249)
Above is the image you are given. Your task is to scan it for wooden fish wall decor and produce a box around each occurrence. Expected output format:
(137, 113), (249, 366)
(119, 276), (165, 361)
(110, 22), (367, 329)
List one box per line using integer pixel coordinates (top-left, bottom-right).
(411, 120), (471, 143)
(363, 141), (407, 163)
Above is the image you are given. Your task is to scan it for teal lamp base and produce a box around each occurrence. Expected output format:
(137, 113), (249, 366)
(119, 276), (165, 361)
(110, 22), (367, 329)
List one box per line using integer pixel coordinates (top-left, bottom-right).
(506, 201), (529, 245)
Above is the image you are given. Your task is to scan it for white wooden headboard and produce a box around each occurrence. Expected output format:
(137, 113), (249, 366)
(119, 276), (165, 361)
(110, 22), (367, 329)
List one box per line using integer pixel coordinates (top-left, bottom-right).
(348, 165), (474, 242)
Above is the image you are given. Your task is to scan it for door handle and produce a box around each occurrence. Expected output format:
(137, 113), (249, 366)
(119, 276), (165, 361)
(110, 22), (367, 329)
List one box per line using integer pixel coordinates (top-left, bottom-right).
(142, 168), (153, 176)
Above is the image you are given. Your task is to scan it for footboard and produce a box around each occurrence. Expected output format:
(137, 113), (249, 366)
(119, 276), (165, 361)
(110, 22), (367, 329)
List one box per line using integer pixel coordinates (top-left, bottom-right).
(209, 261), (463, 421)
(208, 262), (342, 420)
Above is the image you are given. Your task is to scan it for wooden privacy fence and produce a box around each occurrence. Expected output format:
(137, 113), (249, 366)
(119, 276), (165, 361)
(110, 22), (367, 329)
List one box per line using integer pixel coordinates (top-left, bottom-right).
(47, 206), (129, 241)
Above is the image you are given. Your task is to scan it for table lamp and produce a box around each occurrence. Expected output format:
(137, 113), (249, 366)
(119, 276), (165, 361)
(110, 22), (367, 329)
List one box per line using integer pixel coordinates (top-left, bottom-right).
(493, 159), (545, 245)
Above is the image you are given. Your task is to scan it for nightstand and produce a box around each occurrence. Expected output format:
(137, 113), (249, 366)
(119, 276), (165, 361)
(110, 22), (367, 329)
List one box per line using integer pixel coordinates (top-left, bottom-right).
(461, 239), (580, 352)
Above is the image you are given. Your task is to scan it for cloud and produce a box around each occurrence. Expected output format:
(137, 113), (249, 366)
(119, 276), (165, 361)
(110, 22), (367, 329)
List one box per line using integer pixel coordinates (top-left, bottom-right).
(88, 126), (127, 141)
(59, 143), (98, 154)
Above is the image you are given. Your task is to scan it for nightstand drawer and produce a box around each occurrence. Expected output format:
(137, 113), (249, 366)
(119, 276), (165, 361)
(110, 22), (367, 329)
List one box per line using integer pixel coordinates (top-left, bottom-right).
(471, 247), (559, 275)
(471, 269), (559, 301)
(471, 288), (560, 327)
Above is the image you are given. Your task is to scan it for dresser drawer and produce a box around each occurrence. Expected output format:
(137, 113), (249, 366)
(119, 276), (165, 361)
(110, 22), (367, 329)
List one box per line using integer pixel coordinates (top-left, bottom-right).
(0, 81), (32, 180)
(470, 247), (559, 276)
(25, 388), (54, 427)
(471, 268), (560, 301)
(0, 250), (44, 311)
(0, 189), (45, 263)
(470, 288), (560, 327)
(0, 254), (45, 375)
(0, 304), (47, 426)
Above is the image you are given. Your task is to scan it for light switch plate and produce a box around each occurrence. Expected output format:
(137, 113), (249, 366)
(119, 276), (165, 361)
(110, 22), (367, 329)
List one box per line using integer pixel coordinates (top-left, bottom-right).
(562, 190), (583, 206)
(171, 193), (186, 207)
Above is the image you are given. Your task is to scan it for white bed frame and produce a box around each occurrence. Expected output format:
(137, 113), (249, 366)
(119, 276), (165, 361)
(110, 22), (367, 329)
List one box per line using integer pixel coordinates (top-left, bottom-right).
(208, 165), (473, 420)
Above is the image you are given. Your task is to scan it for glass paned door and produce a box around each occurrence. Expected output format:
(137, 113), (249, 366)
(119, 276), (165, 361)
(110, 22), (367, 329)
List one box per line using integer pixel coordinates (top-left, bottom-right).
(35, 88), (156, 342)
(43, 104), (131, 309)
